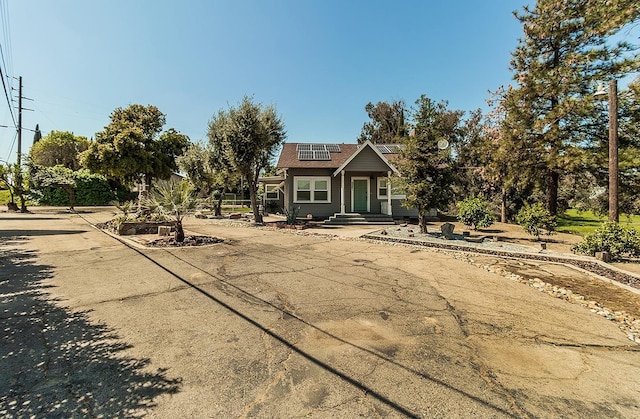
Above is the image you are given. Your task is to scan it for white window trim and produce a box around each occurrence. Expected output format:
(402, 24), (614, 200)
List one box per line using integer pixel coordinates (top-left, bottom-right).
(265, 184), (279, 200)
(293, 176), (331, 203)
(377, 176), (406, 200)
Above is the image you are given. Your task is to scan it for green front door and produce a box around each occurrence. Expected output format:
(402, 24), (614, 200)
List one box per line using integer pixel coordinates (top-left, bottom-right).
(353, 179), (368, 212)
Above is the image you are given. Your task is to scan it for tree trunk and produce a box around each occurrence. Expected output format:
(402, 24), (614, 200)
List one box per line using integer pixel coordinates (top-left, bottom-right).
(501, 186), (507, 223)
(546, 170), (559, 216)
(63, 185), (76, 211)
(248, 178), (263, 224)
(18, 190), (27, 213)
(175, 220), (185, 242)
(417, 205), (427, 234)
(214, 186), (226, 217)
(138, 173), (153, 211)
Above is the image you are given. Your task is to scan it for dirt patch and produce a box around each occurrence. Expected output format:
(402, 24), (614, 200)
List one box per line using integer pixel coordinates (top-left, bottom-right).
(486, 257), (640, 320)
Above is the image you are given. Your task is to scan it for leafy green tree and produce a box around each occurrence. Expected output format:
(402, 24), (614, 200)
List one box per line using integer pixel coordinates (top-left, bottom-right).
(0, 162), (28, 211)
(396, 95), (460, 233)
(146, 180), (200, 242)
(457, 196), (494, 231)
(178, 141), (239, 217)
(0, 162), (18, 210)
(505, 0), (640, 216)
(177, 142), (216, 196)
(358, 100), (408, 144)
(516, 202), (557, 240)
(206, 96), (286, 223)
(31, 165), (77, 210)
(29, 131), (89, 170)
(81, 104), (190, 192)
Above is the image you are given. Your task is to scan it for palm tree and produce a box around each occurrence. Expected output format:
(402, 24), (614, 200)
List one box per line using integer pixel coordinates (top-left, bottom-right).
(146, 180), (200, 242)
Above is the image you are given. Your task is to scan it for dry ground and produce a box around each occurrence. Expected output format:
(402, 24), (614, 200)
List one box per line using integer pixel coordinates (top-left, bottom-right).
(3, 208), (640, 417)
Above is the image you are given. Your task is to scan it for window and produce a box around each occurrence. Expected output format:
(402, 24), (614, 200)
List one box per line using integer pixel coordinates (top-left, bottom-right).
(265, 185), (279, 200)
(294, 176), (331, 203)
(377, 177), (406, 199)
(377, 178), (388, 199)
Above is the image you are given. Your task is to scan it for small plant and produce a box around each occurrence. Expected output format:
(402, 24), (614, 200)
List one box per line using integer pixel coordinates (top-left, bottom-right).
(572, 222), (640, 260)
(516, 202), (556, 240)
(266, 200), (280, 214)
(112, 200), (136, 217)
(145, 180), (200, 242)
(456, 196), (494, 230)
(283, 206), (300, 225)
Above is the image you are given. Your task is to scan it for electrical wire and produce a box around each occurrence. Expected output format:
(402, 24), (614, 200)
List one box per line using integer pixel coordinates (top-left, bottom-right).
(4, 128), (16, 163)
(0, 0), (13, 76)
(0, 64), (16, 127)
(0, 0), (15, 127)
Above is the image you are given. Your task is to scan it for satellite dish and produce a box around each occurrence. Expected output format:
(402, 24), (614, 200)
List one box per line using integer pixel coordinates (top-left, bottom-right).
(437, 139), (449, 150)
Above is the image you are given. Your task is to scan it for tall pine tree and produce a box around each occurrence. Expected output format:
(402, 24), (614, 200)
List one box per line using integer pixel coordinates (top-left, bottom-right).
(506, 0), (639, 215)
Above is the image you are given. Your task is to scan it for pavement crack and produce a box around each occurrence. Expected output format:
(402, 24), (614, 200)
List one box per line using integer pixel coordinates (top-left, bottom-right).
(443, 298), (532, 417)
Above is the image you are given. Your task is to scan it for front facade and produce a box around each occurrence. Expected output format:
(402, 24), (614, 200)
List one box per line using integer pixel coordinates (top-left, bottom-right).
(266, 141), (419, 220)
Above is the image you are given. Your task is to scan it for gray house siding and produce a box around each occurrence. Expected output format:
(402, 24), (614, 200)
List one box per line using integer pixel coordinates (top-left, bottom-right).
(340, 146), (393, 173)
(391, 200), (419, 218)
(285, 168), (341, 218)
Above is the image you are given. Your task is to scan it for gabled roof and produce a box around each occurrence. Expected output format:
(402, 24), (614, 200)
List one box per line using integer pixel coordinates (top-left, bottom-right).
(277, 143), (358, 169)
(332, 140), (398, 176)
(277, 141), (401, 171)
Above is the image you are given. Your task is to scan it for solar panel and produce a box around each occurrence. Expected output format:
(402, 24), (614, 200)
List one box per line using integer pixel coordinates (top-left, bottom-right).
(297, 143), (341, 156)
(298, 150), (331, 160)
(376, 145), (402, 154)
(313, 150), (331, 160)
(325, 144), (341, 152)
(298, 150), (315, 160)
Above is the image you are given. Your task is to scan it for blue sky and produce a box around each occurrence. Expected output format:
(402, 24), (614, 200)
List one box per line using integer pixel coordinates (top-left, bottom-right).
(1, 0), (524, 163)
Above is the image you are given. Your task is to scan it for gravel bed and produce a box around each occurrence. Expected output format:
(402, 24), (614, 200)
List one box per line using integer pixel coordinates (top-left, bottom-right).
(365, 226), (640, 291)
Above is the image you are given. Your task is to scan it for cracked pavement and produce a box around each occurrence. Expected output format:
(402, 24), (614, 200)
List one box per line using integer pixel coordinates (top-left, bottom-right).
(1, 209), (640, 417)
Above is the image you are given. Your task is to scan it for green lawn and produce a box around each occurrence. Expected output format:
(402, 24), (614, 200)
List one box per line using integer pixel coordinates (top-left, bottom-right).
(557, 209), (640, 236)
(0, 189), (13, 205)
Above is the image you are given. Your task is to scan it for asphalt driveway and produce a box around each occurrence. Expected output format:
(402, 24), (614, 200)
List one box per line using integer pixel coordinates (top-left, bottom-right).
(1, 208), (639, 417)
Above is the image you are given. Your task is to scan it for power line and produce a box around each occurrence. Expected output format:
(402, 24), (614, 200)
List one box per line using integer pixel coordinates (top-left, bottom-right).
(0, 0), (13, 77)
(0, 64), (16, 126)
(4, 128), (16, 162)
(0, 0), (15, 127)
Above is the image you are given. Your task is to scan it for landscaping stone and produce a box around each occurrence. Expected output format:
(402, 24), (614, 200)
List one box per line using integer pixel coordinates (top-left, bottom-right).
(441, 223), (455, 239)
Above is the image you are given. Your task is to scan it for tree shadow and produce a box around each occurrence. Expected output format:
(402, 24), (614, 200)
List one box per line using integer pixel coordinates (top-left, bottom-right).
(0, 230), (85, 237)
(0, 237), (181, 417)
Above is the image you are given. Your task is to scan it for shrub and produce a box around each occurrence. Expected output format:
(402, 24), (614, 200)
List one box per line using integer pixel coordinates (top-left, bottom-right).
(31, 168), (116, 206)
(572, 222), (640, 260)
(283, 206), (300, 225)
(456, 196), (494, 230)
(516, 202), (556, 239)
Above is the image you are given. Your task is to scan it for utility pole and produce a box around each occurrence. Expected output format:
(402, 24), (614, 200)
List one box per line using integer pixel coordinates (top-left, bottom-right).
(15, 76), (27, 212)
(17, 76), (22, 167)
(608, 80), (619, 223)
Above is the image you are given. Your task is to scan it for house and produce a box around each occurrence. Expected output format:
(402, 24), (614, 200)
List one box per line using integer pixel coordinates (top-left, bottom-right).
(262, 140), (428, 224)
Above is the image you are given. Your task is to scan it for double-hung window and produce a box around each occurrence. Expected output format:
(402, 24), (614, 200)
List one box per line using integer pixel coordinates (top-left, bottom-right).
(265, 185), (279, 200)
(294, 177), (331, 203)
(377, 177), (406, 199)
